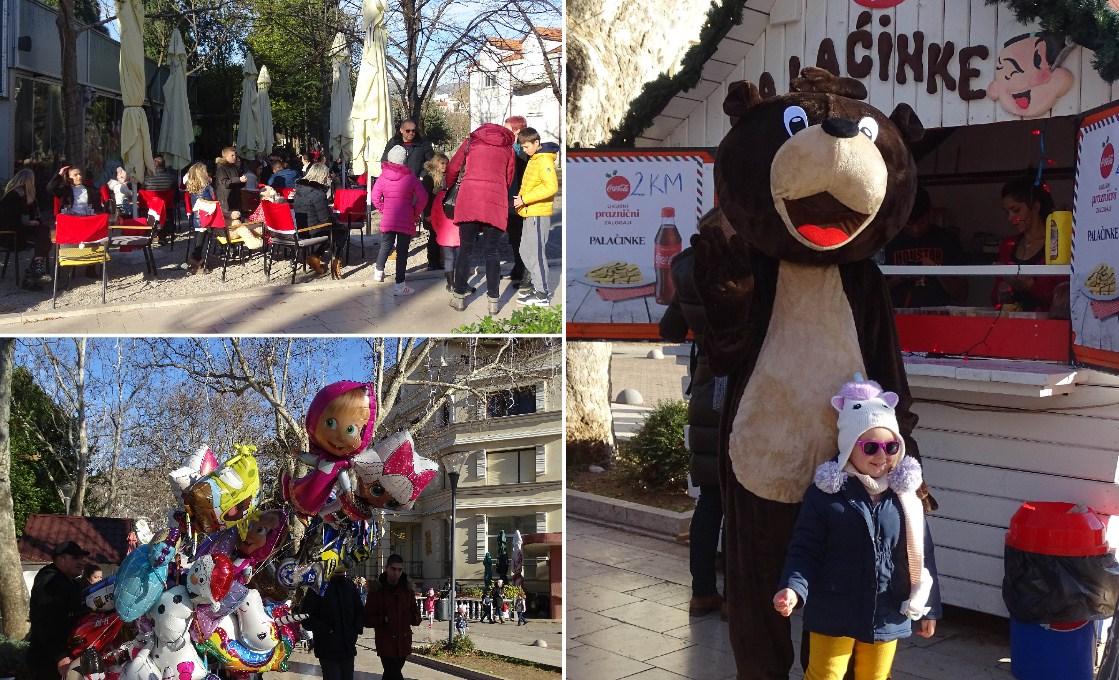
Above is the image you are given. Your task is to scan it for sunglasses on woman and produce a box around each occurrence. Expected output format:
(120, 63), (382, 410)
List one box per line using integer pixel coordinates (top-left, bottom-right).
(855, 439), (901, 456)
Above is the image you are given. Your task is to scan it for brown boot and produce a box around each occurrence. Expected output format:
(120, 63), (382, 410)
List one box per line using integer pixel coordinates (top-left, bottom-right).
(330, 258), (342, 280)
(187, 257), (204, 275)
(688, 595), (723, 617)
(307, 255), (326, 276)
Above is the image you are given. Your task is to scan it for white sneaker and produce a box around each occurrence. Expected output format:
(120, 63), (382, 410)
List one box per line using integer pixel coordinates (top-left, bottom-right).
(373, 267), (385, 282)
(393, 283), (414, 296)
(522, 293), (550, 307)
(517, 288), (538, 301)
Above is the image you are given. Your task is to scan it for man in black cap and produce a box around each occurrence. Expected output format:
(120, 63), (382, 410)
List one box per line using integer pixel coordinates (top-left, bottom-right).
(28, 541), (90, 680)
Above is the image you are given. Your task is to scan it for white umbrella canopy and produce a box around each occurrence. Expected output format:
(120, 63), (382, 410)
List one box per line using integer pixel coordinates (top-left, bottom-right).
(329, 32), (354, 164)
(157, 29), (193, 172)
(350, 0), (393, 177)
(237, 53), (263, 159)
(117, 0), (155, 188)
(257, 65), (275, 155)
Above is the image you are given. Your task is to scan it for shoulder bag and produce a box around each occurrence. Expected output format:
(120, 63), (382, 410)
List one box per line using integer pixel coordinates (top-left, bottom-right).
(442, 139), (471, 219)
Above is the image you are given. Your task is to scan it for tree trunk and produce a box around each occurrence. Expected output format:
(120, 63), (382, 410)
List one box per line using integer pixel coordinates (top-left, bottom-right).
(565, 341), (615, 466)
(0, 339), (30, 639)
(56, 0), (85, 166)
(73, 338), (89, 516)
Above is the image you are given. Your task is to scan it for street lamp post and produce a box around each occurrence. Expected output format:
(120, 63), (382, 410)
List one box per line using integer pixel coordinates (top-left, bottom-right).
(61, 481), (76, 516)
(441, 450), (476, 647)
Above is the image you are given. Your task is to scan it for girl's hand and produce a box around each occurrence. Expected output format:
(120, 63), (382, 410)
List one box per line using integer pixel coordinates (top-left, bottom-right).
(772, 588), (797, 617)
(916, 619), (936, 638)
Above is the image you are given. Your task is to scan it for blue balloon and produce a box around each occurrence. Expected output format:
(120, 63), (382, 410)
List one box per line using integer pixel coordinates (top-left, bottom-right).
(114, 543), (173, 622)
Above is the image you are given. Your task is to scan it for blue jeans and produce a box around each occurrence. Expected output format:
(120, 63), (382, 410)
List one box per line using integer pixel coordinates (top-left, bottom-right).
(691, 484), (723, 597)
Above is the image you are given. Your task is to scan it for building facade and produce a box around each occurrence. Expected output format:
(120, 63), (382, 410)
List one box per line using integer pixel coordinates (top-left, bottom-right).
(356, 340), (562, 610)
(469, 27), (562, 143)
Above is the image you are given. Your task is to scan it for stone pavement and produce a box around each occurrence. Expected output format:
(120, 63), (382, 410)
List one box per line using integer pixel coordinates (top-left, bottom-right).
(0, 262), (562, 333)
(414, 616), (563, 667)
(271, 643), (458, 680)
(608, 342), (689, 407)
(567, 517), (1015, 680)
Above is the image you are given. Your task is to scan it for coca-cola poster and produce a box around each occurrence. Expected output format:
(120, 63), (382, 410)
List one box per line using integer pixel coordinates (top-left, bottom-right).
(566, 149), (715, 337)
(1071, 101), (1119, 370)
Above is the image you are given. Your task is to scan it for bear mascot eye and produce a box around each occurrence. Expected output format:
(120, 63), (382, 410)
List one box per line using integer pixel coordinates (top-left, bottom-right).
(783, 106), (809, 137)
(857, 116), (879, 142)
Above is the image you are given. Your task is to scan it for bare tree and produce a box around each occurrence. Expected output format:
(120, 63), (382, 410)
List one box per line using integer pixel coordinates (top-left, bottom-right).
(96, 339), (151, 516)
(28, 338), (92, 515)
(0, 339), (30, 639)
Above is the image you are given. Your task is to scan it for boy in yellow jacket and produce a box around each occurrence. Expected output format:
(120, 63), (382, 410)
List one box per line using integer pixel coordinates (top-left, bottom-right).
(512, 127), (558, 307)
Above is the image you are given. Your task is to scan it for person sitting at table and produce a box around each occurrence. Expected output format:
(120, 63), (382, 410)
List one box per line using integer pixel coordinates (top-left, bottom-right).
(268, 158), (300, 189)
(243, 160), (262, 192)
(142, 154), (178, 192)
(185, 162), (263, 275)
(47, 165), (104, 216)
(213, 146), (246, 223)
(885, 187), (967, 308)
(990, 179), (1065, 312)
(107, 166), (136, 216)
(0, 169), (52, 287)
(292, 162), (344, 278)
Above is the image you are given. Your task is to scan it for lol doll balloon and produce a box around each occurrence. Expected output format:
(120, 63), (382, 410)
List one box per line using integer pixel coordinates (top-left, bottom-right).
(282, 382), (376, 517)
(350, 431), (438, 512)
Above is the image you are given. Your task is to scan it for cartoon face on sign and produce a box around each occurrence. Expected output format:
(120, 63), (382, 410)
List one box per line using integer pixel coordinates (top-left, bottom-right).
(987, 33), (1073, 118)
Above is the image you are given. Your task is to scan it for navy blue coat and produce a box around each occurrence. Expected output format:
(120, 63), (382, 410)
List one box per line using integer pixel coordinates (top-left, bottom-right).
(780, 478), (942, 643)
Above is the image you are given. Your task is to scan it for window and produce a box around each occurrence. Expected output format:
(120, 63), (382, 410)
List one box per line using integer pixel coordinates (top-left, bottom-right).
(437, 401), (452, 427)
(487, 515), (537, 558)
(487, 386), (537, 418)
(486, 449), (536, 485)
(484, 73), (497, 88)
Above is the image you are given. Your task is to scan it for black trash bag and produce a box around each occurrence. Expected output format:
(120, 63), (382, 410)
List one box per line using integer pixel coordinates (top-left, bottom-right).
(1003, 545), (1119, 623)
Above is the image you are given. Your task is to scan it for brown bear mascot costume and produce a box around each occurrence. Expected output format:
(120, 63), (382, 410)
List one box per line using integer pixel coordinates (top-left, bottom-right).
(692, 67), (936, 679)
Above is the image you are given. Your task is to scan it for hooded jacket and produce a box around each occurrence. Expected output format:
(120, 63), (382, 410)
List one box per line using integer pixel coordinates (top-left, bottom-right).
(429, 190), (459, 248)
(364, 571), (421, 658)
(516, 142), (559, 218)
(444, 124), (515, 230)
(779, 461), (942, 644)
(372, 162), (428, 236)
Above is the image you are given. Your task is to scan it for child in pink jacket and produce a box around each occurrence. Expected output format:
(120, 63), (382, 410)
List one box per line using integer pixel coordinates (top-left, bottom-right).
(372, 145), (428, 295)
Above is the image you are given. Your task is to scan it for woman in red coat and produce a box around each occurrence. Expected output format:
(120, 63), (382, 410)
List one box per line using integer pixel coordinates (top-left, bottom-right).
(444, 123), (515, 314)
(364, 554), (421, 680)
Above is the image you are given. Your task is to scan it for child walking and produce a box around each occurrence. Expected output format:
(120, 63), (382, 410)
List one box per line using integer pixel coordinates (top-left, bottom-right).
(512, 128), (558, 307)
(773, 374), (939, 680)
(372, 145), (428, 295)
(424, 588), (436, 629)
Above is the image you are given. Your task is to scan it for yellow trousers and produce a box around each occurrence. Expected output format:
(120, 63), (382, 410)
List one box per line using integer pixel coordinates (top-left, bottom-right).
(805, 632), (898, 680)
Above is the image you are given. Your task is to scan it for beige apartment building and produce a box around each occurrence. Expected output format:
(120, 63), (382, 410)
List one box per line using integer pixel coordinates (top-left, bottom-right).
(358, 339), (562, 611)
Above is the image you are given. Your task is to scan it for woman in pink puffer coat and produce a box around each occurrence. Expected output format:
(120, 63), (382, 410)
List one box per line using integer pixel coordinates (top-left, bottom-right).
(372, 145), (429, 296)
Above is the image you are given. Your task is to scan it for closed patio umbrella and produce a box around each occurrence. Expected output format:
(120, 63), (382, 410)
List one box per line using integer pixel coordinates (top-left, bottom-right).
(329, 32), (354, 182)
(258, 65), (274, 156)
(351, 0), (392, 182)
(237, 54), (263, 160)
(117, 0), (155, 217)
(156, 29), (192, 174)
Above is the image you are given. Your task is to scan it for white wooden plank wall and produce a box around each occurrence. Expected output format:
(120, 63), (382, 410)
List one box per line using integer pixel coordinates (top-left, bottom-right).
(666, 0), (1119, 146)
(913, 376), (1119, 617)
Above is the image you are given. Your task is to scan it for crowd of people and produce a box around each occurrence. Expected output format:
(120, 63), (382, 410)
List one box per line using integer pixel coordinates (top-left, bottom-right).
(0, 115), (558, 313)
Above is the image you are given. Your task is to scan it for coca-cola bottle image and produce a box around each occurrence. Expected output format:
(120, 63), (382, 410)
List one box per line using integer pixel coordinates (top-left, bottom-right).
(654, 207), (682, 304)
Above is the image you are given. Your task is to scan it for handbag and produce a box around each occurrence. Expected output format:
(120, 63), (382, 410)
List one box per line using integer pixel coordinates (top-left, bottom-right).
(442, 140), (471, 219)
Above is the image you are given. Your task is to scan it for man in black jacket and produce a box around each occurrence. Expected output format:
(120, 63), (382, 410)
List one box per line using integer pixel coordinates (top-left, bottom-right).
(380, 120), (434, 178)
(28, 541), (90, 680)
(300, 566), (365, 680)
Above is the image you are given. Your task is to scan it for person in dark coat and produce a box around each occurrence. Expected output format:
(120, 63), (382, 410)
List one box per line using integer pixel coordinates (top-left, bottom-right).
(1, 168), (52, 286)
(380, 120), (435, 178)
(47, 165), (104, 216)
(291, 163), (343, 276)
(364, 554), (421, 680)
(491, 580), (506, 624)
(444, 123), (515, 314)
(300, 567), (364, 680)
(213, 146), (246, 218)
(28, 541), (90, 680)
(504, 116), (529, 286)
(659, 241), (742, 617)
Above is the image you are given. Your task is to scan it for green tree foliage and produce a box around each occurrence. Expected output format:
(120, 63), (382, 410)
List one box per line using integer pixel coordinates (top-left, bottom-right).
(621, 400), (689, 491)
(9, 368), (69, 533)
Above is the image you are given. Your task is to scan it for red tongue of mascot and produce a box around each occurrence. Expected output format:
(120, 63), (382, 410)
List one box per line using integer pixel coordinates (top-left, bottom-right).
(693, 66), (935, 680)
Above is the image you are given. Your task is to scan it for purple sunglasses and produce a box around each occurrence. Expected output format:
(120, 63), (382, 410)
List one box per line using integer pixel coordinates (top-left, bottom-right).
(855, 439), (901, 456)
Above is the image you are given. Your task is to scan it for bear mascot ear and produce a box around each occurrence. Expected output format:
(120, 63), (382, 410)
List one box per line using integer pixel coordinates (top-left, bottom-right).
(790, 66), (867, 100)
(724, 81), (764, 121)
(888, 103), (925, 144)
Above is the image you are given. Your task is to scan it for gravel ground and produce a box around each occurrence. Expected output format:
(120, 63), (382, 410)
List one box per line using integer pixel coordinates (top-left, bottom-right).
(0, 208), (562, 315)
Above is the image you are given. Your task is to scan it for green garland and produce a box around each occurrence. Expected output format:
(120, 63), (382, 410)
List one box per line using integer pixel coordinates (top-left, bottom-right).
(607, 0), (749, 148)
(988, 1), (1119, 82)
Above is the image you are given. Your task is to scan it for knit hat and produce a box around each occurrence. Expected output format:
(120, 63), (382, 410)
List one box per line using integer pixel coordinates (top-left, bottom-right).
(814, 373), (933, 621)
(387, 145), (408, 165)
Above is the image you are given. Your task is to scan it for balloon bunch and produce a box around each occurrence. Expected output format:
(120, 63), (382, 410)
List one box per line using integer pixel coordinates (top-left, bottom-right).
(65, 380), (441, 680)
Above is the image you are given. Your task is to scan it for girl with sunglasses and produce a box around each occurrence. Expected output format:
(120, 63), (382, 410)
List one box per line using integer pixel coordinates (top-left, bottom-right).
(772, 374), (941, 680)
